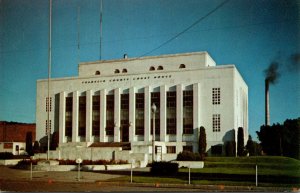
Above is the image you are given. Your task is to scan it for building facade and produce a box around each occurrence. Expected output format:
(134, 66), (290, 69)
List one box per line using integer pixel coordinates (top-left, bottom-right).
(36, 51), (248, 162)
(0, 121), (36, 155)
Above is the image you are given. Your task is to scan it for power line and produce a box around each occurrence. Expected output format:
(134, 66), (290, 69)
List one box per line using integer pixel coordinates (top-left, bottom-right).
(139, 0), (230, 57)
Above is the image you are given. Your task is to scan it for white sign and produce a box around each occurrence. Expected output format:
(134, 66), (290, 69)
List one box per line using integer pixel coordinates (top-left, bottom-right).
(76, 158), (82, 164)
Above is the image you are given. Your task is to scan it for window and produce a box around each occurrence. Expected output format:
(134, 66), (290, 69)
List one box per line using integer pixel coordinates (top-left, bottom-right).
(114, 69), (120, 74)
(157, 66), (163, 70)
(183, 90), (193, 134)
(78, 96), (86, 136)
(167, 146), (176, 154)
(213, 114), (221, 132)
(106, 95), (114, 135)
(92, 96), (100, 136)
(45, 120), (51, 135)
(135, 93), (144, 135)
(149, 66), (155, 71)
(151, 92), (160, 135)
(95, 71), (100, 75)
(167, 91), (176, 134)
(46, 97), (52, 112)
(121, 94), (129, 128)
(179, 64), (186, 69)
(212, 88), (220, 105)
(122, 68), (127, 73)
(183, 145), (193, 152)
(65, 97), (72, 137)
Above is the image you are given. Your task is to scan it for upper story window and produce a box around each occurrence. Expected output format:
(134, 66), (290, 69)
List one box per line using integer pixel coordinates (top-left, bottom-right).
(212, 88), (221, 105)
(149, 66), (155, 71)
(157, 66), (163, 70)
(114, 69), (120, 74)
(95, 71), (101, 75)
(179, 64), (186, 69)
(122, 68), (127, 73)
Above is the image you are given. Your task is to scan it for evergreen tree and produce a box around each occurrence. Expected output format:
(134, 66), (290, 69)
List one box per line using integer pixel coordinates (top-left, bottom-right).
(246, 135), (255, 156)
(25, 132), (33, 156)
(198, 126), (207, 159)
(237, 127), (245, 156)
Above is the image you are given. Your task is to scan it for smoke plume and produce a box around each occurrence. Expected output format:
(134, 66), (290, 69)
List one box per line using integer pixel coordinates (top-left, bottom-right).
(289, 53), (300, 71)
(264, 62), (280, 84)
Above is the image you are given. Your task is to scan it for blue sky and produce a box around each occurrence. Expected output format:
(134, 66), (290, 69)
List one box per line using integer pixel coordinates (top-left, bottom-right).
(0, 0), (299, 140)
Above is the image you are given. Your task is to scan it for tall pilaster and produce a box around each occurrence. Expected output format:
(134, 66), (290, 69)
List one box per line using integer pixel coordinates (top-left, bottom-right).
(176, 84), (183, 153)
(114, 88), (121, 142)
(59, 91), (66, 144)
(100, 89), (106, 142)
(144, 86), (151, 142)
(86, 90), (93, 142)
(129, 87), (136, 142)
(72, 91), (79, 142)
(193, 83), (201, 150)
(160, 85), (167, 142)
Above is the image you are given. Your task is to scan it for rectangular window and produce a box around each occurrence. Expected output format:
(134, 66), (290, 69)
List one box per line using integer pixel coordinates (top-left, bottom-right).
(213, 114), (221, 132)
(78, 96), (86, 136)
(106, 95), (114, 135)
(121, 94), (129, 125)
(46, 97), (52, 112)
(135, 93), (144, 135)
(212, 88), (220, 105)
(183, 145), (193, 152)
(65, 97), (72, 137)
(167, 91), (176, 134)
(92, 96), (100, 136)
(166, 146), (176, 154)
(45, 120), (51, 135)
(151, 92), (160, 135)
(183, 90), (193, 134)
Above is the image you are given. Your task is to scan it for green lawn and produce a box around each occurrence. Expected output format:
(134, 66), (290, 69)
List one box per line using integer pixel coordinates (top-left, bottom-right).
(109, 156), (300, 187)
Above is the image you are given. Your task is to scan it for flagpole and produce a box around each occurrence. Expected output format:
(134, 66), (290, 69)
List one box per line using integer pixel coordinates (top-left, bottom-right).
(47, 0), (52, 161)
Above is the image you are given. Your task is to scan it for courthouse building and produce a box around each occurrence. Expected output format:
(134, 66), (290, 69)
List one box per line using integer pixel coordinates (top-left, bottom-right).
(36, 51), (248, 162)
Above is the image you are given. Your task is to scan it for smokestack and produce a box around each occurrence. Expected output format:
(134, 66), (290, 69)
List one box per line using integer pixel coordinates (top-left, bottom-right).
(264, 62), (280, 126)
(265, 79), (270, 126)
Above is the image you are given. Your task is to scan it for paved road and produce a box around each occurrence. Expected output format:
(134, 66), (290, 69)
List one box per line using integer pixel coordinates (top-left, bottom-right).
(0, 166), (298, 192)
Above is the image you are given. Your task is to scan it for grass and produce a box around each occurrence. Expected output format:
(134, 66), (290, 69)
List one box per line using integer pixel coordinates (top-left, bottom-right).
(108, 156), (300, 187)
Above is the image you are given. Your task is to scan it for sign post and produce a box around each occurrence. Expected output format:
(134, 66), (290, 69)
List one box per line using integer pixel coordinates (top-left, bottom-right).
(76, 158), (82, 181)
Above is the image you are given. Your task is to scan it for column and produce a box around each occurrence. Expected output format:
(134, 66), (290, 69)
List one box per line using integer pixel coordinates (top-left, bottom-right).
(144, 86), (151, 142)
(86, 90), (93, 142)
(100, 89), (106, 142)
(193, 83), (201, 151)
(59, 91), (66, 144)
(160, 85), (167, 142)
(129, 87), (136, 142)
(114, 88), (121, 142)
(72, 91), (79, 142)
(176, 84), (183, 153)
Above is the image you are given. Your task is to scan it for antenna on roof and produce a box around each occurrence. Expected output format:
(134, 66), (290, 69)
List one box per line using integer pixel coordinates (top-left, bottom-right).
(100, 0), (103, 60)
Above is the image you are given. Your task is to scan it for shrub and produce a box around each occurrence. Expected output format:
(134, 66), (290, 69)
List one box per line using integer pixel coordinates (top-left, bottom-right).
(150, 161), (178, 176)
(0, 152), (14, 160)
(177, 151), (204, 161)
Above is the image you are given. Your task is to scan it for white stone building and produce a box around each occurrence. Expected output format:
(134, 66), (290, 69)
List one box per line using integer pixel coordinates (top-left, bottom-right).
(36, 51), (248, 163)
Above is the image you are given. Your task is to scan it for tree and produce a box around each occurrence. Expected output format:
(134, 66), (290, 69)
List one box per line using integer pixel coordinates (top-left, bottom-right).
(225, 141), (236, 156)
(198, 126), (207, 159)
(237, 127), (245, 156)
(246, 135), (255, 156)
(50, 131), (59, 150)
(32, 141), (40, 154)
(257, 118), (300, 159)
(25, 132), (33, 156)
